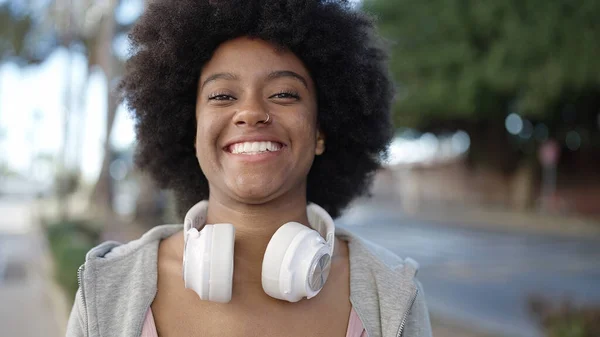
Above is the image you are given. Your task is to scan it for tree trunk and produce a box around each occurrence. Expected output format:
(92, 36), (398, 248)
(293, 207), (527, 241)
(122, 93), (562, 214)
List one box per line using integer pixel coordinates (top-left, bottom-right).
(89, 0), (119, 222)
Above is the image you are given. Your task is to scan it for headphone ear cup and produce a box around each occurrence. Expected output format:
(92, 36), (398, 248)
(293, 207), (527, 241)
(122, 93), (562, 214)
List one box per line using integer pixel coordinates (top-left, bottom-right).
(207, 224), (235, 303)
(184, 224), (235, 303)
(262, 222), (315, 301)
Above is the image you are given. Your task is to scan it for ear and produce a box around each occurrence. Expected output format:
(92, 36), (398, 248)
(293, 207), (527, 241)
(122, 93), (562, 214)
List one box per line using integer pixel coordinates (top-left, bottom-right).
(315, 130), (325, 156)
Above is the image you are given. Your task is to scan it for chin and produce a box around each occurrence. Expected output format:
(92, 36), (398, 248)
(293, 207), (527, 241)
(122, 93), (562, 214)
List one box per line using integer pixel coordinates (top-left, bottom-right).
(229, 183), (280, 204)
(232, 193), (279, 206)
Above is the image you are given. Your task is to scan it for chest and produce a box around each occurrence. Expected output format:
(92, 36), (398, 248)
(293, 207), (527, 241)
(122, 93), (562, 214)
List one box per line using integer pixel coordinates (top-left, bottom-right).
(151, 302), (351, 337)
(151, 278), (352, 337)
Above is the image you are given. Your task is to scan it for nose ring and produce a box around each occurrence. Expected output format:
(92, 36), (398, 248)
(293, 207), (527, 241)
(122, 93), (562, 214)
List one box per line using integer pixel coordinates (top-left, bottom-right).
(264, 112), (271, 124)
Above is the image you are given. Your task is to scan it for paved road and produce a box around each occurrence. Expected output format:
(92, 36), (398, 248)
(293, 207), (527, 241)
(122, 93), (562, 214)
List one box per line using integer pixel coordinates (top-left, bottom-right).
(337, 201), (600, 337)
(0, 197), (63, 337)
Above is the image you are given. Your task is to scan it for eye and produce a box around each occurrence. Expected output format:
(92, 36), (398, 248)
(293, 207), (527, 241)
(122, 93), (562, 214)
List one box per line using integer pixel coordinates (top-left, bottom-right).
(208, 93), (236, 101)
(270, 91), (300, 100)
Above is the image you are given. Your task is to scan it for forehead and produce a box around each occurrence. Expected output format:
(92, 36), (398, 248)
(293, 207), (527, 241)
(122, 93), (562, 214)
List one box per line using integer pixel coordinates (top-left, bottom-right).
(200, 37), (312, 82)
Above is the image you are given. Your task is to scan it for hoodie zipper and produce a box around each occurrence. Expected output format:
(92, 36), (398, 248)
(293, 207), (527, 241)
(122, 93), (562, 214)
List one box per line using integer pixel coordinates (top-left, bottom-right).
(77, 264), (88, 334)
(396, 288), (419, 337)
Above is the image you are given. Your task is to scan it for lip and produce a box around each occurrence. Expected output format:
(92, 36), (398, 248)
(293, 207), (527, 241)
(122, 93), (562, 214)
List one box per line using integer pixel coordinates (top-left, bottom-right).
(223, 136), (286, 153)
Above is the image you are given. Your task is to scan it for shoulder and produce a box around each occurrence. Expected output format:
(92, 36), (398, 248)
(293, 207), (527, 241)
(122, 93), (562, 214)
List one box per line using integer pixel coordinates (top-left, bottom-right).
(337, 227), (432, 337)
(68, 225), (182, 337)
(79, 224), (182, 295)
(86, 225), (181, 261)
(79, 224), (182, 294)
(336, 227), (419, 277)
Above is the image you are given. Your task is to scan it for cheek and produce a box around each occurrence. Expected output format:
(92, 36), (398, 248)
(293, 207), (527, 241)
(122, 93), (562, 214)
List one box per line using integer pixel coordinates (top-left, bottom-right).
(194, 114), (220, 164)
(290, 115), (319, 169)
(293, 111), (318, 145)
(195, 111), (221, 142)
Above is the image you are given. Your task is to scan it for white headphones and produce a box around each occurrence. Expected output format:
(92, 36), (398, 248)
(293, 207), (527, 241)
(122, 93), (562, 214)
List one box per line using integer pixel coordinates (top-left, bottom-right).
(183, 201), (335, 303)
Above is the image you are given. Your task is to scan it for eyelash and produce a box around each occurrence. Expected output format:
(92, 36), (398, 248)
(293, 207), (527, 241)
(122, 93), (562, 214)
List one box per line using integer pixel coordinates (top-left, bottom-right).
(207, 91), (301, 101)
(270, 90), (300, 100)
(208, 92), (234, 101)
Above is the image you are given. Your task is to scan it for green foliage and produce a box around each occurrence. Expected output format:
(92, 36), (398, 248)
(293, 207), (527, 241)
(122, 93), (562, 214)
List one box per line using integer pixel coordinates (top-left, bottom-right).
(0, 4), (34, 61)
(530, 296), (600, 337)
(46, 220), (100, 301)
(549, 316), (587, 337)
(363, 0), (600, 128)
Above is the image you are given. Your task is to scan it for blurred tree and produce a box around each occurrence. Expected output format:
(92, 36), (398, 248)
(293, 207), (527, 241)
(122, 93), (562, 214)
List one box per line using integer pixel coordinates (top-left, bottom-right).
(86, 0), (153, 227)
(0, 1), (60, 66)
(363, 0), (600, 170)
(51, 0), (138, 222)
(80, 0), (120, 219)
(0, 0), (133, 221)
(0, 4), (33, 61)
(0, 3), (51, 64)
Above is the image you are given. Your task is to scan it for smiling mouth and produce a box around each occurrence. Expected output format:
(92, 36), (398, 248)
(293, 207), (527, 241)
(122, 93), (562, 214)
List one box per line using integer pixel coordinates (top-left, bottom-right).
(227, 141), (284, 155)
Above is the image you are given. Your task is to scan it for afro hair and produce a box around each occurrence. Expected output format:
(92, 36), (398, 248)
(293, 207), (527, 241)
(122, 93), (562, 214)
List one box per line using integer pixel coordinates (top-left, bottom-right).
(120, 0), (395, 219)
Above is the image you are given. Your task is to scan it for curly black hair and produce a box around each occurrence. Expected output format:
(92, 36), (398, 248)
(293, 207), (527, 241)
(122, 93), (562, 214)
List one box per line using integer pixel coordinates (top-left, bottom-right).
(120, 0), (394, 219)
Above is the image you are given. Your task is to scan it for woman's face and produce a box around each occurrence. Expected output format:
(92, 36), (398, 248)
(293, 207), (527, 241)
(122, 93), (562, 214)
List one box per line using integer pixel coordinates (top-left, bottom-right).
(195, 37), (324, 204)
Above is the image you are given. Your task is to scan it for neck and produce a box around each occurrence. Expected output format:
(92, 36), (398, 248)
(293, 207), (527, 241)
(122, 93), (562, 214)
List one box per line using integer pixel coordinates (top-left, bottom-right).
(204, 193), (311, 286)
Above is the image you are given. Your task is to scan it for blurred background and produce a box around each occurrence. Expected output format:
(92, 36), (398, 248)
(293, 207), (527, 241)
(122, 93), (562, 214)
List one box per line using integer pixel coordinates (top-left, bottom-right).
(1, 0), (599, 336)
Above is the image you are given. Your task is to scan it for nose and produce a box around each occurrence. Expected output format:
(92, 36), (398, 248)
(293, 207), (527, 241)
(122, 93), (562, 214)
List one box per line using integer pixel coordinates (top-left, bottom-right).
(233, 98), (270, 127)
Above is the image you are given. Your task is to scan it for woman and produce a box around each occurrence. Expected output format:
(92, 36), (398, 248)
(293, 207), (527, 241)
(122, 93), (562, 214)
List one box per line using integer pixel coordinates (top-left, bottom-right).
(67, 1), (432, 336)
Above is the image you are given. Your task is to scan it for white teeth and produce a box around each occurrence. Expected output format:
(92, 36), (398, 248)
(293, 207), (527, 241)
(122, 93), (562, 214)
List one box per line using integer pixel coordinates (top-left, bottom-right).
(230, 141), (282, 154)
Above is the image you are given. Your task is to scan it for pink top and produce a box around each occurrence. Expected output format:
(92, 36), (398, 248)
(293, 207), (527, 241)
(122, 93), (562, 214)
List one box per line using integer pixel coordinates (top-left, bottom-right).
(141, 306), (367, 337)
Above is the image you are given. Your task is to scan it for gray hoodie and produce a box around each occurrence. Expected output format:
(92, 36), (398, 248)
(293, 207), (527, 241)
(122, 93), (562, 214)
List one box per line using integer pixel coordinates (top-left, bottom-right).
(66, 225), (432, 337)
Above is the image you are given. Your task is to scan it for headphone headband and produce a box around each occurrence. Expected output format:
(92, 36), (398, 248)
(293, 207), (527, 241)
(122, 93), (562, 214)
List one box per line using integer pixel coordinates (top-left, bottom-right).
(183, 201), (335, 254)
(184, 200), (209, 234)
(306, 203), (335, 256)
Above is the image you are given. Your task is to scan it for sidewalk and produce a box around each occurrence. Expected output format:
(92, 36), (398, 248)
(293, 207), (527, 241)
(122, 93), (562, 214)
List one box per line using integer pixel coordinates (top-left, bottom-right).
(0, 198), (66, 337)
(418, 204), (600, 238)
(431, 315), (504, 337)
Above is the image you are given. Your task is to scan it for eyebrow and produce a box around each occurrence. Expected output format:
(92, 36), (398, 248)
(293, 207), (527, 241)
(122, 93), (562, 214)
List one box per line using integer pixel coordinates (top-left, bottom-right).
(200, 70), (309, 90)
(266, 70), (309, 89)
(201, 72), (239, 90)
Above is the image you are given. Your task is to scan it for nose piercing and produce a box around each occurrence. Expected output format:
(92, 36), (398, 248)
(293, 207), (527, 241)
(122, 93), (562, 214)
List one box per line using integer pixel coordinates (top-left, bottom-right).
(264, 112), (271, 124)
